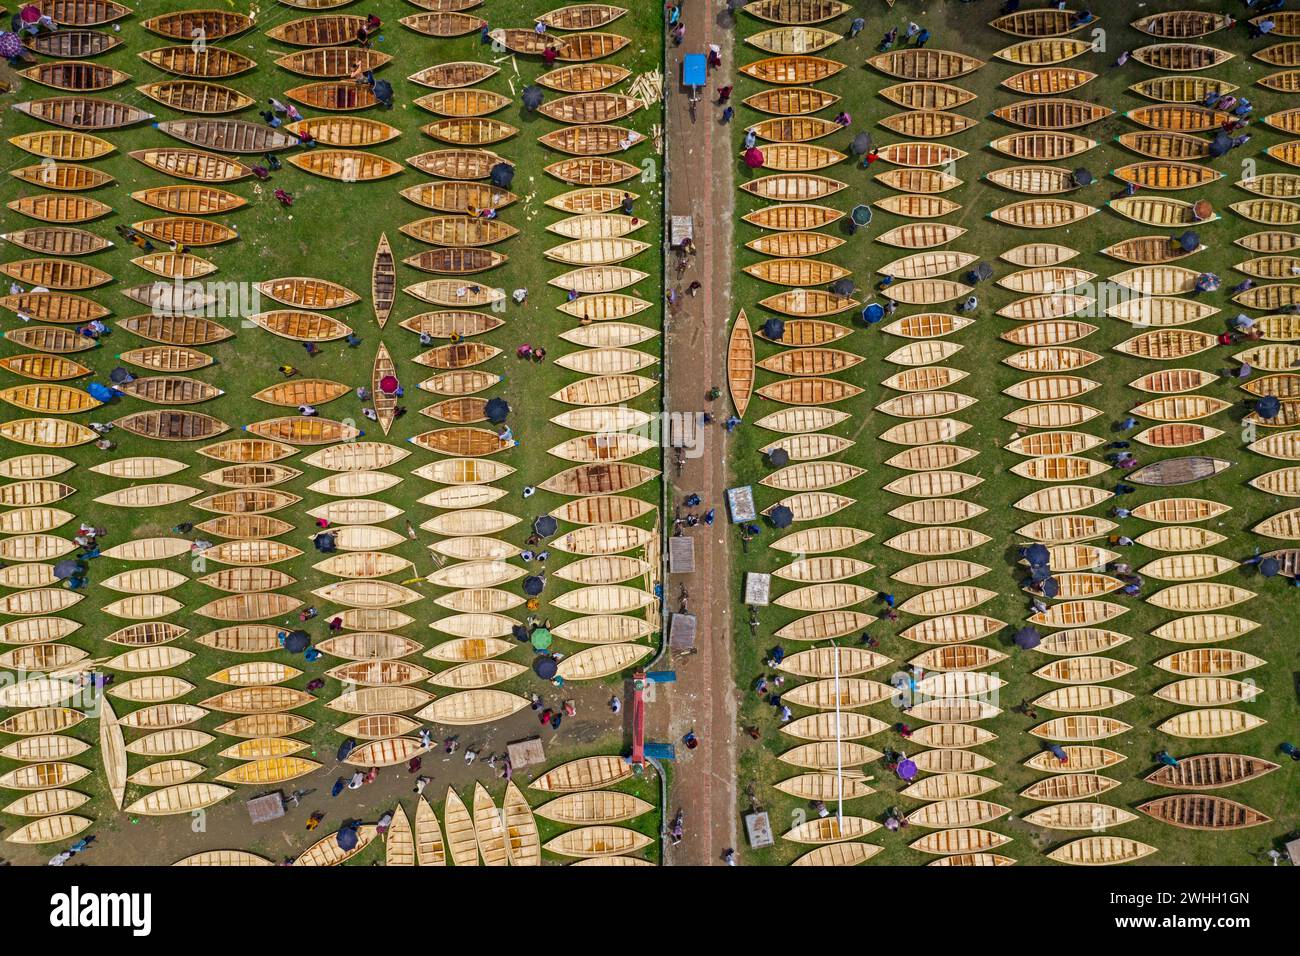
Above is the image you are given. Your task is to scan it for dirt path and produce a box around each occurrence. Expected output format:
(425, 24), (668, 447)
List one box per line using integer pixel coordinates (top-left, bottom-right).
(656, 1), (740, 866)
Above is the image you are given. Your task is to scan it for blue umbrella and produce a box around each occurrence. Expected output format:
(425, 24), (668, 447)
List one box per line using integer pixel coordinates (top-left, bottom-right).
(1042, 577), (1059, 599)
(337, 738), (356, 762)
(485, 397), (509, 422)
(533, 655), (558, 679)
(1261, 557), (1281, 577)
(1030, 565), (1052, 584)
(763, 318), (785, 341)
(860, 303), (884, 325)
(283, 630), (310, 653)
(1023, 544), (1050, 566)
(489, 162), (514, 188)
(523, 575), (545, 595)
(533, 515), (558, 537)
(1014, 627), (1041, 650)
(769, 505), (793, 528)
(1257, 395), (1281, 420)
(1177, 231), (1201, 252)
(336, 825), (358, 852)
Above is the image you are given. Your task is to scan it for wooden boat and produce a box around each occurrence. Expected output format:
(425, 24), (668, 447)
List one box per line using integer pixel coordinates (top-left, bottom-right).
(1139, 795), (1270, 831)
(400, 11), (487, 37)
(1158, 709), (1266, 739)
(142, 10), (253, 40)
(23, 28), (122, 58)
(293, 825), (378, 866)
(536, 63), (630, 94)
(1146, 753), (1278, 790)
(18, 60), (129, 92)
(1132, 42), (1231, 71)
(2, 225), (112, 256)
(1047, 837), (1155, 866)
(276, 47), (392, 78)
(288, 150), (402, 181)
(266, 14), (368, 46)
(12, 95), (152, 130)
(7, 195), (111, 225)
(487, 29), (630, 62)
(1133, 11), (1231, 38)
(155, 119), (297, 154)
(0, 259), (110, 291)
(139, 46), (255, 79)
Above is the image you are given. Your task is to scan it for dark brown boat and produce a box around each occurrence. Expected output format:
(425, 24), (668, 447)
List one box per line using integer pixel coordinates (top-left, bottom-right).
(115, 410), (230, 441)
(1127, 456), (1231, 486)
(1145, 753), (1279, 790)
(25, 29), (121, 58)
(17, 61), (129, 92)
(1138, 794), (1271, 830)
(403, 248), (507, 274)
(33, 0), (131, 27)
(266, 15), (367, 46)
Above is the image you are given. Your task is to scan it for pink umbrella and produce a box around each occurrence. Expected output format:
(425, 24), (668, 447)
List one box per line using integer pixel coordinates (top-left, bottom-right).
(20, 5), (41, 23)
(379, 375), (399, 394)
(743, 147), (765, 169)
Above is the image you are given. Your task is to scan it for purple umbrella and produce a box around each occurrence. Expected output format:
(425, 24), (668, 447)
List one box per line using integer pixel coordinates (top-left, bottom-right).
(1015, 626), (1042, 650)
(896, 759), (917, 782)
(744, 147), (764, 168)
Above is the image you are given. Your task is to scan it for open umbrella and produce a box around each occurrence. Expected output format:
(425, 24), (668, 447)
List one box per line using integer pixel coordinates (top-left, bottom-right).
(337, 738), (356, 762)
(1029, 564), (1052, 584)
(523, 575), (545, 596)
(109, 367), (132, 384)
(533, 655), (558, 679)
(896, 758), (917, 782)
(336, 825), (359, 852)
(1041, 577), (1060, 599)
(743, 147), (764, 168)
(284, 630), (310, 653)
(1014, 626), (1041, 650)
(768, 505), (793, 529)
(522, 84), (544, 112)
(485, 397), (509, 422)
(1070, 168), (1094, 186)
(379, 375), (399, 395)
(762, 317), (785, 341)
(530, 628), (552, 651)
(1257, 395), (1281, 420)
(313, 532), (336, 553)
(489, 162), (514, 188)
(829, 278), (856, 297)
(53, 559), (81, 580)
(766, 448), (790, 468)
(533, 515), (558, 537)
(850, 132), (872, 156)
(1260, 557), (1281, 577)
(860, 303), (884, 325)
(1023, 544), (1050, 566)
(1193, 199), (1213, 221)
(1177, 231), (1201, 252)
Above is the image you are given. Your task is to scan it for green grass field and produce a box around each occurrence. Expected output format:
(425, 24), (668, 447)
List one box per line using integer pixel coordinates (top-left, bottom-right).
(0, 0), (665, 863)
(728, 0), (1299, 865)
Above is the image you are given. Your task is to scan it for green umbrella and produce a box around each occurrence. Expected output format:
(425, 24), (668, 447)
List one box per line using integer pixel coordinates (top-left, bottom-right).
(530, 628), (552, 650)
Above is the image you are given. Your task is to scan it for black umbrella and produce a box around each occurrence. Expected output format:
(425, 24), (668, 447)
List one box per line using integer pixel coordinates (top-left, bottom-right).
(1041, 577), (1060, 599)
(1178, 231), (1201, 252)
(766, 447), (790, 468)
(109, 366), (131, 384)
(485, 397), (510, 422)
(533, 655), (558, 680)
(1257, 395), (1281, 420)
(1030, 564), (1052, 584)
(533, 515), (558, 537)
(53, 559), (81, 580)
(850, 132), (872, 155)
(522, 84), (545, 111)
(1023, 543), (1050, 566)
(373, 80), (393, 104)
(337, 738), (356, 762)
(523, 575), (545, 595)
(1014, 626), (1042, 650)
(828, 278), (856, 298)
(1071, 168), (1094, 186)
(1261, 557), (1281, 578)
(336, 825), (359, 852)
(769, 505), (793, 529)
(314, 532), (336, 553)
(512, 624), (530, 643)
(284, 630), (310, 653)
(489, 162), (514, 188)
(762, 318), (785, 341)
